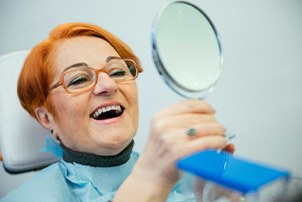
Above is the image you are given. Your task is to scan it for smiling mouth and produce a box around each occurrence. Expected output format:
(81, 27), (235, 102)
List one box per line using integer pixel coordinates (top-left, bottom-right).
(90, 105), (124, 120)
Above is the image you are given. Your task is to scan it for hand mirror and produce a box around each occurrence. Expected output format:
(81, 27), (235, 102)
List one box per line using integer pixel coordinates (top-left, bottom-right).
(152, 1), (222, 99)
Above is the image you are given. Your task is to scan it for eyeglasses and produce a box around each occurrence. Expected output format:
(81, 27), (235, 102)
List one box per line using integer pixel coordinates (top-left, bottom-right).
(48, 58), (138, 95)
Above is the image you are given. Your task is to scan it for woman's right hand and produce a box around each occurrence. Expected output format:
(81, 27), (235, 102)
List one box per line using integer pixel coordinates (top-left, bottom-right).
(114, 99), (229, 201)
(136, 99), (227, 185)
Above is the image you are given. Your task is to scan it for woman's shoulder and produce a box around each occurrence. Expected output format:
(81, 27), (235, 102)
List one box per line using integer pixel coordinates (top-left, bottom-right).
(1, 162), (74, 202)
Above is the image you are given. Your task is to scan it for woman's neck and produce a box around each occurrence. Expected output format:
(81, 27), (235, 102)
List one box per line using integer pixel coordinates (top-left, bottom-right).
(60, 140), (134, 167)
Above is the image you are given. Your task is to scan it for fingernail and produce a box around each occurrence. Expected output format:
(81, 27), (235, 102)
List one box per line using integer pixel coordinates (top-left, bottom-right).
(223, 131), (236, 142)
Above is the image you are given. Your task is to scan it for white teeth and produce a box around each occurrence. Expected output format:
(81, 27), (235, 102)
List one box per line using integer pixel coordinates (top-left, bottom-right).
(91, 105), (122, 119)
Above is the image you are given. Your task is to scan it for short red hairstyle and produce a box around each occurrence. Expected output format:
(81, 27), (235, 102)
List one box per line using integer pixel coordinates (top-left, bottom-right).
(17, 22), (142, 120)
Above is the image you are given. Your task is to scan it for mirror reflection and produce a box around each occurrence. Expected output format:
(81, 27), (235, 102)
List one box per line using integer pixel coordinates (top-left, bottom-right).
(152, 1), (222, 98)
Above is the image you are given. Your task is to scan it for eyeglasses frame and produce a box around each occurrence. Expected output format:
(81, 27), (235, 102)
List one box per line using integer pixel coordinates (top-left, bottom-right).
(48, 58), (138, 95)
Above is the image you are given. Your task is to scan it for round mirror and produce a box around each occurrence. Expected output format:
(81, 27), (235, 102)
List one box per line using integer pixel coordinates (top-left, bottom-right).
(152, 1), (222, 98)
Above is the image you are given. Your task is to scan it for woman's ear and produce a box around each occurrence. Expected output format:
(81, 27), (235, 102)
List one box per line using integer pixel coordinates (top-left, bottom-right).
(35, 107), (59, 140)
(35, 107), (54, 131)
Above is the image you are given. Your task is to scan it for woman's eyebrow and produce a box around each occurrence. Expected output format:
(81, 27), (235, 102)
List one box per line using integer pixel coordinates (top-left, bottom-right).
(63, 62), (88, 72)
(106, 56), (121, 63)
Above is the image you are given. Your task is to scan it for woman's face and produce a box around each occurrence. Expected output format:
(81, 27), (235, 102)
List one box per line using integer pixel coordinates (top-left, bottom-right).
(48, 36), (138, 155)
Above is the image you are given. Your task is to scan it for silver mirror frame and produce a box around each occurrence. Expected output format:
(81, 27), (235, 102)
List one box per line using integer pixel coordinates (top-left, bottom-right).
(151, 1), (223, 99)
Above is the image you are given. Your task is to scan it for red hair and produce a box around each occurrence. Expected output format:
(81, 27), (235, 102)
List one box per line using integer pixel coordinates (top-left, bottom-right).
(17, 22), (142, 120)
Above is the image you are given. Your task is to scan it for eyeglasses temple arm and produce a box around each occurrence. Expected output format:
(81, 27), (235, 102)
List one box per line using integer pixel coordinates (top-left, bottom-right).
(48, 81), (62, 91)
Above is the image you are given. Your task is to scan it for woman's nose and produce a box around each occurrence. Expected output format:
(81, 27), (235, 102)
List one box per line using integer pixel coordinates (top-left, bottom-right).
(92, 72), (117, 96)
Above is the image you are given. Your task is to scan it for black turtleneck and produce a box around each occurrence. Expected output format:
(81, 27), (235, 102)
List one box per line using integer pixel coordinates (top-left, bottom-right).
(60, 140), (134, 167)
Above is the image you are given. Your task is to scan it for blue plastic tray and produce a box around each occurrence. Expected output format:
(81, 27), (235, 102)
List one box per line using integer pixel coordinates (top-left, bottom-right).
(177, 149), (290, 194)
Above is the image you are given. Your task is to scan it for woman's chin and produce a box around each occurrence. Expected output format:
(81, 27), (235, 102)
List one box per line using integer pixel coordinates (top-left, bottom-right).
(92, 137), (133, 155)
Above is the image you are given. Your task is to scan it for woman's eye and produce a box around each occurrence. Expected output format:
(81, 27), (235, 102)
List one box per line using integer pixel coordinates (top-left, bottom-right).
(68, 76), (89, 87)
(110, 69), (126, 77)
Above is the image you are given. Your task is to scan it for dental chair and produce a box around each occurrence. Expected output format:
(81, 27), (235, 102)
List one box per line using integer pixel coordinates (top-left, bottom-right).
(0, 50), (58, 174)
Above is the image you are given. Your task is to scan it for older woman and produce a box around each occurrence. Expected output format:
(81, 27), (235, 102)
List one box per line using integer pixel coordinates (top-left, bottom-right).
(2, 22), (232, 201)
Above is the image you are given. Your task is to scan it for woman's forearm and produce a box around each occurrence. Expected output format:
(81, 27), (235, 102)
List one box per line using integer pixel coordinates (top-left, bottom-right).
(113, 164), (174, 202)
